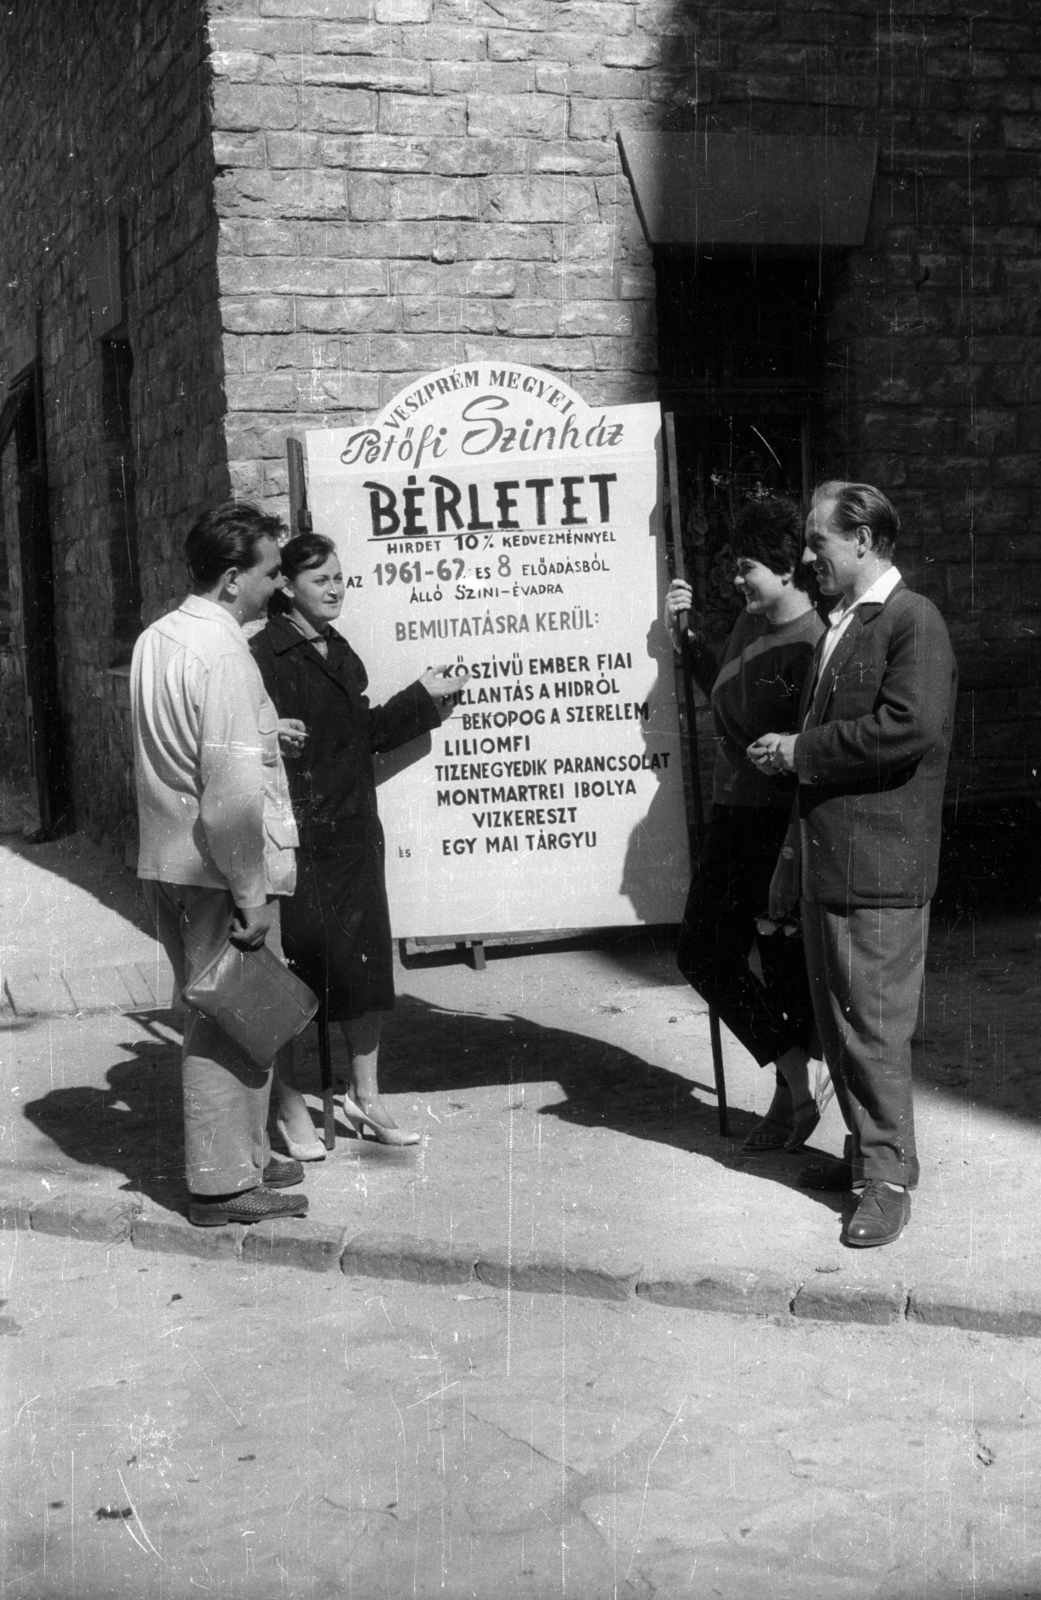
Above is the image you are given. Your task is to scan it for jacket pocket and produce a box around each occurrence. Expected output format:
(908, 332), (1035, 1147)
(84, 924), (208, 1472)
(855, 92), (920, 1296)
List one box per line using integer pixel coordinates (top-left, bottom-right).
(265, 816), (298, 849)
(258, 697), (280, 767)
(847, 798), (922, 901)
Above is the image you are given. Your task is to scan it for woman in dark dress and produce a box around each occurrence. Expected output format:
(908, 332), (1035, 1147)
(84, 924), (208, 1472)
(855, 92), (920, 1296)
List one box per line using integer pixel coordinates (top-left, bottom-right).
(664, 497), (826, 1153)
(252, 533), (465, 1156)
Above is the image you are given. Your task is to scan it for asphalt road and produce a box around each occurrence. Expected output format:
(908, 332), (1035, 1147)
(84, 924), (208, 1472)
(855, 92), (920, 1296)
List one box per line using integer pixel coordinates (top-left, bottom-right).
(3, 1230), (1040, 1600)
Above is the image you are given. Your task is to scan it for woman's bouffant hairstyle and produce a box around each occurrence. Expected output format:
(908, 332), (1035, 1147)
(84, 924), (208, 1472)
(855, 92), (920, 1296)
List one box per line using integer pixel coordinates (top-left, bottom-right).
(729, 496), (810, 590)
(185, 501), (286, 587)
(814, 480), (899, 559)
(268, 532), (338, 614)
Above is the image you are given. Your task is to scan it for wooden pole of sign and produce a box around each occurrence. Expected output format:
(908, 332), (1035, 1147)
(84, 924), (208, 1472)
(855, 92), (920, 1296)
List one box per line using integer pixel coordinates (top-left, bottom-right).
(317, 1014), (336, 1152)
(286, 436), (312, 536)
(663, 412), (730, 1138)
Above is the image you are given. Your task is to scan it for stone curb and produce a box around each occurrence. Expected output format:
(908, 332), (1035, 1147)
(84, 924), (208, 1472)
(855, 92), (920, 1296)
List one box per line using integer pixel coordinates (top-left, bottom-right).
(242, 1219), (350, 1273)
(0, 1196), (35, 1231)
(31, 1193), (142, 1244)
(475, 1246), (642, 1302)
(637, 1266), (795, 1318)
(3, 1191), (1040, 1340)
(131, 1212), (246, 1260)
(340, 1230), (480, 1285)
(791, 1277), (907, 1325)
(907, 1280), (1041, 1339)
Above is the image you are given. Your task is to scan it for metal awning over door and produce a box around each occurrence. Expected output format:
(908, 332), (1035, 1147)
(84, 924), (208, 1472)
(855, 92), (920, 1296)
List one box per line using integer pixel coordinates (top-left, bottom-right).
(617, 133), (877, 250)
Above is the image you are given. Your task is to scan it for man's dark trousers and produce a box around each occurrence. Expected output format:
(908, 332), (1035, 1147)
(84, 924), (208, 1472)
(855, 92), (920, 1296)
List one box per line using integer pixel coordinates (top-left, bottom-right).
(801, 901), (927, 1189)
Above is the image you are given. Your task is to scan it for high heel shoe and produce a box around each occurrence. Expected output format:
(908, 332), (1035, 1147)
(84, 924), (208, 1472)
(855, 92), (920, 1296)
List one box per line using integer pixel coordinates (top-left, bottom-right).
(742, 1086), (793, 1154)
(340, 1093), (421, 1147)
(784, 1098), (821, 1152)
(275, 1115), (326, 1162)
(742, 1114), (792, 1153)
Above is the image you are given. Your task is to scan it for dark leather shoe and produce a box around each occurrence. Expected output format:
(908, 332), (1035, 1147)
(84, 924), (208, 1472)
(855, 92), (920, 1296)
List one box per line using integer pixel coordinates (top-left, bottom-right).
(263, 1156), (304, 1188)
(188, 1187), (309, 1227)
(798, 1156), (853, 1191)
(844, 1181), (910, 1248)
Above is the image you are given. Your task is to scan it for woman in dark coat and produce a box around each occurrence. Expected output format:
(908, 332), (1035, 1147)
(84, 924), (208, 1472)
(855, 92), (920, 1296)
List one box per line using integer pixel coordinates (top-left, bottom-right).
(664, 497), (826, 1153)
(252, 532), (465, 1155)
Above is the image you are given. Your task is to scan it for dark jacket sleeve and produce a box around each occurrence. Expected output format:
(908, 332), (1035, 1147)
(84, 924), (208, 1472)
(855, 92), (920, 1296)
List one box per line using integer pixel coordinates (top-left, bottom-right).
(685, 633), (721, 700)
(367, 681), (442, 754)
(794, 596), (957, 787)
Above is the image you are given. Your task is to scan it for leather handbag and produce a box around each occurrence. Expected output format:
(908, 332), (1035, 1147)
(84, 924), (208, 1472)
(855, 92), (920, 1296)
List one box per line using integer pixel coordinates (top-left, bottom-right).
(182, 940), (319, 1067)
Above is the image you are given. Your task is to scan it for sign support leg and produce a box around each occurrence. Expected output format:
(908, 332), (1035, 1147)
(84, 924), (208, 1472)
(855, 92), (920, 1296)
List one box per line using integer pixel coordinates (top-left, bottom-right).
(317, 1014), (336, 1151)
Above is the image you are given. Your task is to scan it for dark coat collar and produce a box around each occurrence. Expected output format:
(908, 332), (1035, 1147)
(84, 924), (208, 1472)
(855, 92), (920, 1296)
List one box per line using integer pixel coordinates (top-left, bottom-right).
(263, 610), (336, 657)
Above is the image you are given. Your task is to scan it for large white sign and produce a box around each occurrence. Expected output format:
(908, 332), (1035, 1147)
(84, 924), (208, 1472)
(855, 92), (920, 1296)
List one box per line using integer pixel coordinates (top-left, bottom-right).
(303, 362), (690, 939)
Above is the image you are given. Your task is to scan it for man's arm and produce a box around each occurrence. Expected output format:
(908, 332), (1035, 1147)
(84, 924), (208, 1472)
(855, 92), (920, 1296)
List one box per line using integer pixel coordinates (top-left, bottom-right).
(793, 600), (956, 787)
(197, 650), (271, 912)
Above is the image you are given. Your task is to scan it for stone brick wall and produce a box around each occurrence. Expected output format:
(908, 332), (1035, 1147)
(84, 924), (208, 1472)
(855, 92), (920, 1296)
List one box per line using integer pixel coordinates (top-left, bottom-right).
(208, 0), (659, 514)
(0, 0), (228, 841)
(210, 0), (1040, 805)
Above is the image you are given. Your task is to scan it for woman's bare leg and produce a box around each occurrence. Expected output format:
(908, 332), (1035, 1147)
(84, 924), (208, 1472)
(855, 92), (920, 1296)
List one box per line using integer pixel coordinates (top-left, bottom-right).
(774, 1044), (811, 1107)
(341, 1010), (380, 1096)
(338, 1012), (420, 1145)
(340, 1011), (400, 1128)
(741, 1045), (815, 1153)
(273, 1041), (319, 1145)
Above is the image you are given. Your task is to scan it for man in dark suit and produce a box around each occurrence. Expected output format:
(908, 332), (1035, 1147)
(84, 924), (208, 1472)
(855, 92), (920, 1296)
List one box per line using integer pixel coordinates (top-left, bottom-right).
(748, 481), (957, 1247)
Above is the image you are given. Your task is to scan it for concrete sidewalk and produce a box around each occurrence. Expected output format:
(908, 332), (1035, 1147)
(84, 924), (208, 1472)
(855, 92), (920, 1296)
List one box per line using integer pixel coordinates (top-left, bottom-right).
(2, 830), (1040, 1336)
(0, 824), (175, 1014)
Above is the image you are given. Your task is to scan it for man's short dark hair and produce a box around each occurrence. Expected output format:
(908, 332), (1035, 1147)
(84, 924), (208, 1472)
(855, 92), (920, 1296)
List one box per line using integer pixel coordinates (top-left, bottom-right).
(730, 496), (812, 590)
(185, 501), (287, 588)
(814, 480), (899, 559)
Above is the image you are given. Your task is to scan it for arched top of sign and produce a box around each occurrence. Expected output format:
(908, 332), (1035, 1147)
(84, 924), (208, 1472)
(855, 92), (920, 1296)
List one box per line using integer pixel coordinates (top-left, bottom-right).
(310, 361), (654, 479)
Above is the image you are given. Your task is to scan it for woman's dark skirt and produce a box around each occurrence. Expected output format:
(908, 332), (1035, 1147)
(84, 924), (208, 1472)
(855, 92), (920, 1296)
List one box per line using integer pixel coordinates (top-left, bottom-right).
(280, 839), (396, 1021)
(676, 803), (815, 1068)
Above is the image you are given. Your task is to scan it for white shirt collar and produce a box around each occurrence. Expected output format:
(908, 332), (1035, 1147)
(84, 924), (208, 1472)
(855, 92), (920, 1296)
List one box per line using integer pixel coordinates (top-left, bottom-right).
(826, 565), (902, 627)
(180, 593), (244, 633)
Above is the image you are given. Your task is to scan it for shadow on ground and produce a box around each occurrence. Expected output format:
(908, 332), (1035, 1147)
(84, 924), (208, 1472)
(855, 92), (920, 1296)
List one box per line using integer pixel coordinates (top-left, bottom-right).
(1, 830), (154, 937)
(916, 915), (1041, 1115)
(17, 999), (843, 1220)
(17, 1011), (185, 1206)
(15, 915), (1039, 1223)
(377, 994), (842, 1209)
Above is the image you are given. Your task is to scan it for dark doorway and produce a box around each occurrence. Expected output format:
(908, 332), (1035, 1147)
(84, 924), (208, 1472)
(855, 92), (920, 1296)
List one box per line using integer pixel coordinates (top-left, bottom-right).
(656, 252), (834, 642)
(0, 362), (72, 840)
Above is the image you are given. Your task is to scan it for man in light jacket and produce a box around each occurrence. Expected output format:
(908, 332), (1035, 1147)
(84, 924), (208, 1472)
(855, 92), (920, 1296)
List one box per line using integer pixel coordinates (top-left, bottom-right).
(749, 481), (957, 1248)
(131, 502), (308, 1227)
